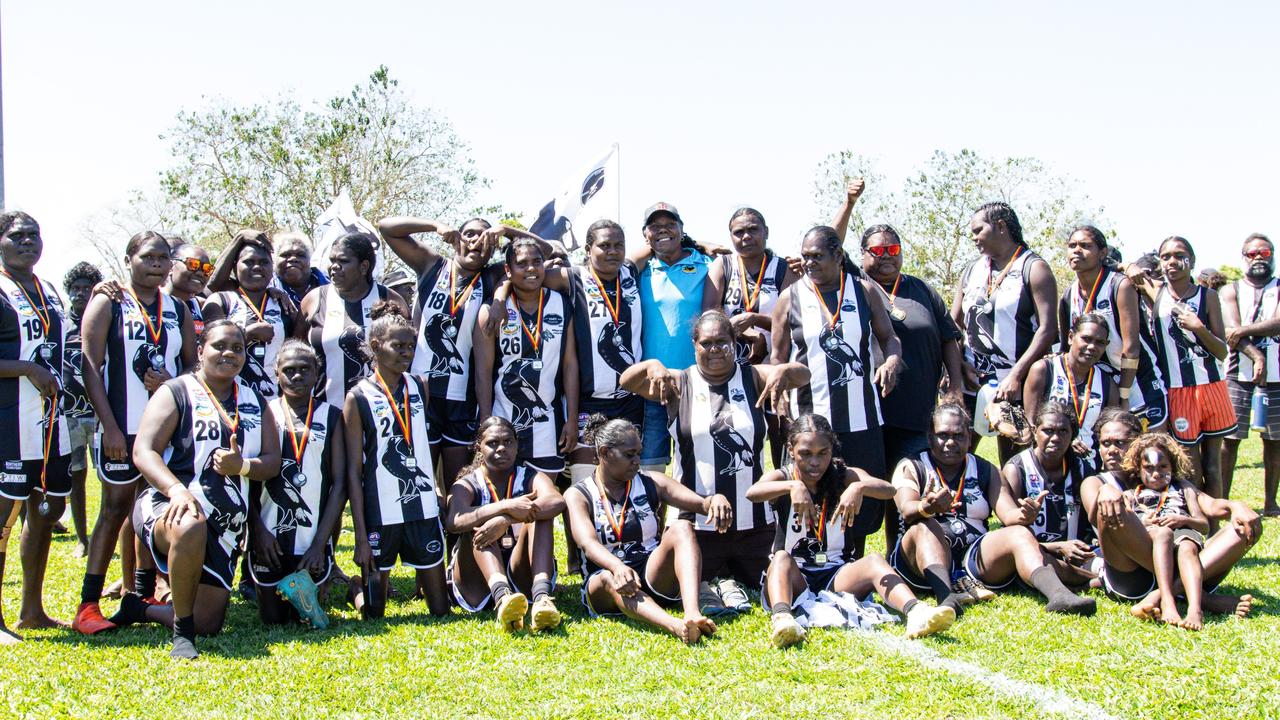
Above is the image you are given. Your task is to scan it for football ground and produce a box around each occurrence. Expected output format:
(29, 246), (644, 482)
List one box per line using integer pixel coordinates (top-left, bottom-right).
(2, 439), (1276, 720)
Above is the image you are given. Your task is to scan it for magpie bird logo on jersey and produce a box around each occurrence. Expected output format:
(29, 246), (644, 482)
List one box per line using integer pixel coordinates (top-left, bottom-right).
(818, 328), (864, 386)
(422, 314), (464, 378)
(132, 344), (165, 381)
(710, 414), (754, 476)
(338, 326), (370, 371)
(382, 436), (433, 504)
(1171, 303), (1210, 364)
(200, 460), (248, 538)
(240, 349), (274, 397)
(596, 322), (635, 376)
(501, 359), (549, 431)
(268, 459), (314, 535)
(59, 348), (93, 416)
(964, 293), (1011, 372)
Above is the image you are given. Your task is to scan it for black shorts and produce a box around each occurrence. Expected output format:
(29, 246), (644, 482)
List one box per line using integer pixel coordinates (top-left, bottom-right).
(760, 562), (842, 608)
(248, 542), (335, 587)
(890, 518), (986, 590)
(0, 453), (72, 500)
(1101, 561), (1156, 602)
(834, 428), (886, 538)
(94, 434), (141, 485)
(580, 551), (679, 617)
(426, 395), (479, 448)
(368, 517), (445, 571)
(882, 425), (929, 471)
(578, 395), (644, 446)
(697, 524), (774, 584)
(133, 494), (235, 589)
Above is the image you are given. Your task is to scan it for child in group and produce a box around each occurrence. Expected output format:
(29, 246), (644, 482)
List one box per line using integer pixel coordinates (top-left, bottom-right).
(1121, 434), (1210, 629)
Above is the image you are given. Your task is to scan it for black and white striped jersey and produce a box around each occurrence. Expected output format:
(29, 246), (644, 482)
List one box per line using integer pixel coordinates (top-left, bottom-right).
(787, 274), (881, 433)
(309, 283), (390, 406)
(0, 272), (70, 459)
(571, 263), (642, 401)
(350, 372), (438, 526)
(260, 397), (340, 556)
(412, 257), (493, 403)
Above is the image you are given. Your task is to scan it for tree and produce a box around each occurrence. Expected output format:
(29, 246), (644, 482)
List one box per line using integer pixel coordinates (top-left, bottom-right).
(80, 188), (192, 281)
(812, 149), (1112, 298)
(159, 66), (488, 253)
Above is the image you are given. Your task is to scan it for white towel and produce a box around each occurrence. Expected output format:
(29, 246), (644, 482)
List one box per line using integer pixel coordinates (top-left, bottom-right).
(792, 589), (899, 629)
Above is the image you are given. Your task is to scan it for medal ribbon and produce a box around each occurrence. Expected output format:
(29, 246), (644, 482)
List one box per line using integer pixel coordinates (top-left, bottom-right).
(374, 371), (413, 449)
(1, 271), (51, 337)
(589, 268), (621, 325)
(736, 254), (768, 313)
(1153, 485), (1170, 515)
(482, 469), (517, 504)
(1062, 355), (1095, 427)
(1076, 268), (1106, 315)
(986, 246), (1025, 297)
(933, 461), (965, 511)
(517, 289), (546, 353)
(284, 396), (315, 461)
(124, 287), (164, 345)
(195, 375), (240, 437)
(810, 276), (846, 330)
(887, 273), (902, 317)
(449, 263), (481, 317)
(237, 288), (268, 323)
(595, 472), (631, 540)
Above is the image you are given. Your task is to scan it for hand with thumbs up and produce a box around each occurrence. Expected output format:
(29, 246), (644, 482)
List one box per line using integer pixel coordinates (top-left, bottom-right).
(213, 434), (248, 477)
(1014, 490), (1049, 526)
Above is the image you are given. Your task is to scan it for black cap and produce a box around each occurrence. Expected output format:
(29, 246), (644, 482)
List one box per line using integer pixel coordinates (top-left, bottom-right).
(643, 202), (682, 226)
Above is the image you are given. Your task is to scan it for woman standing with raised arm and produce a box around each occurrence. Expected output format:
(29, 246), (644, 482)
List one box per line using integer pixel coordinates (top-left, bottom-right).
(74, 231), (198, 635)
(204, 232), (293, 399)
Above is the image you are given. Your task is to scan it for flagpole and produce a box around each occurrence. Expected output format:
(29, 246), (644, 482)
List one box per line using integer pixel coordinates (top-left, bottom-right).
(613, 141), (621, 242)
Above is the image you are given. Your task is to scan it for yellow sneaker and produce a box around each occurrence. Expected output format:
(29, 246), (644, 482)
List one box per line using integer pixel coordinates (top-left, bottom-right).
(495, 592), (528, 632)
(530, 596), (561, 632)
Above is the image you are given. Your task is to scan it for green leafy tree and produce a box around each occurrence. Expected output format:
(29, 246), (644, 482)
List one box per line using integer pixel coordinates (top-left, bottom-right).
(1218, 264), (1244, 283)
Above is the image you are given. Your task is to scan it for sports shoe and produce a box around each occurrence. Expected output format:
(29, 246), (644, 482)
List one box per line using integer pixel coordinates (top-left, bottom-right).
(717, 577), (752, 612)
(238, 579), (257, 604)
(953, 576), (996, 604)
(496, 592), (528, 632)
(72, 602), (118, 635)
(529, 596), (561, 632)
(906, 603), (956, 639)
(279, 570), (328, 629)
(770, 612), (806, 648)
(698, 581), (728, 616)
(987, 401), (1032, 445)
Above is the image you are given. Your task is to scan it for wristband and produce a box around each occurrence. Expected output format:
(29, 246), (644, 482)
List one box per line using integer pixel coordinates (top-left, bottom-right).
(1120, 358), (1139, 370)
(1118, 386), (1132, 400)
(238, 459), (251, 477)
(919, 503), (935, 519)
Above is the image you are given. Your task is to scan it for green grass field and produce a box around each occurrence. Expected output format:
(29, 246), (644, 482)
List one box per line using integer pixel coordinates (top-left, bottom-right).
(2, 439), (1278, 719)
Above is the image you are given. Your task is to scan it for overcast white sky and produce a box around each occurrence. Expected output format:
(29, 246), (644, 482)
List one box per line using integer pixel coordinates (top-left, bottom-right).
(3, 1), (1278, 282)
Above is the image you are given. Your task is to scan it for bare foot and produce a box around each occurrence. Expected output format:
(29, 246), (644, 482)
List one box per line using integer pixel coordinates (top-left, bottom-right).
(0, 626), (21, 645)
(679, 617), (704, 645)
(1234, 594), (1254, 619)
(689, 614), (717, 638)
(1180, 609), (1203, 631)
(1159, 598), (1183, 628)
(72, 541), (88, 559)
(15, 613), (68, 630)
(1131, 591), (1161, 622)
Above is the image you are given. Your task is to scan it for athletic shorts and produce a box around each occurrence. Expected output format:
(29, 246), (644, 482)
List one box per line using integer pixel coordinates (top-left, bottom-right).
(577, 395), (644, 447)
(94, 433), (141, 485)
(0, 453), (73, 500)
(425, 395), (478, 448)
(447, 540), (558, 613)
(759, 561), (842, 608)
(1130, 366), (1170, 430)
(368, 518), (445, 572)
(133, 494), (236, 589)
(67, 417), (97, 472)
(640, 399), (671, 467)
(889, 518), (986, 591)
(1100, 561), (1156, 602)
(1227, 380), (1280, 440)
(580, 551), (679, 617)
(696, 524), (774, 585)
(962, 532), (1020, 591)
(247, 542), (335, 587)
(1167, 381), (1237, 445)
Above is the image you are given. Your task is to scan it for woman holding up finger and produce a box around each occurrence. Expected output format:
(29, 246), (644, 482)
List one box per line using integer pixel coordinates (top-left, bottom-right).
(566, 415), (731, 644)
(747, 414), (955, 648)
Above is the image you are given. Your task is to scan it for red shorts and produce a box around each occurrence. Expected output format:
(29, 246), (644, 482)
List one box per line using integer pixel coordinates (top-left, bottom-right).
(1167, 381), (1237, 444)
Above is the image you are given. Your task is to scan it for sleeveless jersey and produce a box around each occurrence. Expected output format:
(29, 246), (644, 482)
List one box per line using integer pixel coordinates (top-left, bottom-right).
(671, 364), (772, 532)
(492, 289), (570, 462)
(351, 372), (437, 526)
(184, 296), (204, 338)
(1227, 278), (1280, 382)
(787, 274), (881, 433)
(1043, 353), (1108, 451)
(771, 467), (862, 568)
(1096, 470), (1126, 493)
(260, 398), (340, 556)
(103, 290), (186, 436)
(898, 452), (995, 538)
(412, 258), (493, 402)
(142, 375), (266, 581)
(1129, 483), (1192, 520)
(572, 263), (643, 400)
(60, 311), (94, 419)
(1151, 285), (1221, 388)
(208, 290), (290, 399)
(1009, 448), (1089, 544)
(0, 273), (70, 459)
(1059, 269), (1162, 377)
(719, 251), (787, 361)
(959, 249), (1042, 382)
(310, 283), (390, 406)
(569, 472), (663, 575)
(455, 464), (538, 539)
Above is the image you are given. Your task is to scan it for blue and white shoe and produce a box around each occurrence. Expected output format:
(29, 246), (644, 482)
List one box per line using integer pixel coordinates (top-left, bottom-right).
(278, 570), (328, 629)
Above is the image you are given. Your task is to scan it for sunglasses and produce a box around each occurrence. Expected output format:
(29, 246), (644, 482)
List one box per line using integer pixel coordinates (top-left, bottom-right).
(865, 244), (902, 258)
(182, 257), (215, 274)
(1244, 248), (1273, 260)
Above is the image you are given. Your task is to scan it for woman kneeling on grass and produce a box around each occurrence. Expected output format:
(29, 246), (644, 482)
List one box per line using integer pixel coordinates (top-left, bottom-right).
(565, 415), (731, 644)
(747, 414), (956, 648)
(121, 320), (281, 659)
(446, 416), (566, 633)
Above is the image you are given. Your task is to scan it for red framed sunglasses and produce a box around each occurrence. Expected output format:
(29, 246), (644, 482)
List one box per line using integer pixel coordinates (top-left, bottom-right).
(1244, 248), (1272, 260)
(865, 244), (902, 258)
(182, 257), (215, 274)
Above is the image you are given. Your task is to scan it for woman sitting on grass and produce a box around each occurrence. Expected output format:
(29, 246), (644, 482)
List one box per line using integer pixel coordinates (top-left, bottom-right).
(565, 415), (731, 644)
(1121, 434), (1211, 629)
(446, 416), (566, 633)
(747, 414), (956, 649)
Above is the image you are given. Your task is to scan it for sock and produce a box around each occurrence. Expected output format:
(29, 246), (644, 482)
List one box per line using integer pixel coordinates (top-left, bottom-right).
(770, 601), (792, 616)
(902, 598), (920, 615)
(135, 569), (157, 598)
(171, 615), (198, 660)
(531, 578), (552, 603)
(1030, 566), (1095, 615)
(82, 573), (106, 605)
(921, 564), (953, 603)
(174, 614), (196, 641)
(109, 593), (148, 627)
(941, 594), (966, 616)
(490, 579), (512, 605)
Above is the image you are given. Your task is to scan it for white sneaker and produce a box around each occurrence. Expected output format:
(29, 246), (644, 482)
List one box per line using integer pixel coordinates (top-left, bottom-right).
(906, 603), (956, 639)
(717, 577), (752, 612)
(770, 612), (806, 648)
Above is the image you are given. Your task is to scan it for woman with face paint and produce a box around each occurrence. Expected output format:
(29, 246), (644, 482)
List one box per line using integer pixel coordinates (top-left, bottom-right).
(1148, 236), (1232, 496)
(0, 212), (74, 641)
(1023, 313), (1119, 466)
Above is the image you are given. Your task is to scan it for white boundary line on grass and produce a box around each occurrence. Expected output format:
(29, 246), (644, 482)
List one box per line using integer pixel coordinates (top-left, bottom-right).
(867, 633), (1122, 720)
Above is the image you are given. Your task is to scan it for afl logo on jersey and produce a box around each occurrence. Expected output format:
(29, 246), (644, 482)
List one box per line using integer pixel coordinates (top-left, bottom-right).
(1096, 298), (1112, 312)
(840, 300), (856, 313)
(620, 276), (636, 290)
(367, 531), (380, 548)
(504, 309), (520, 335)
